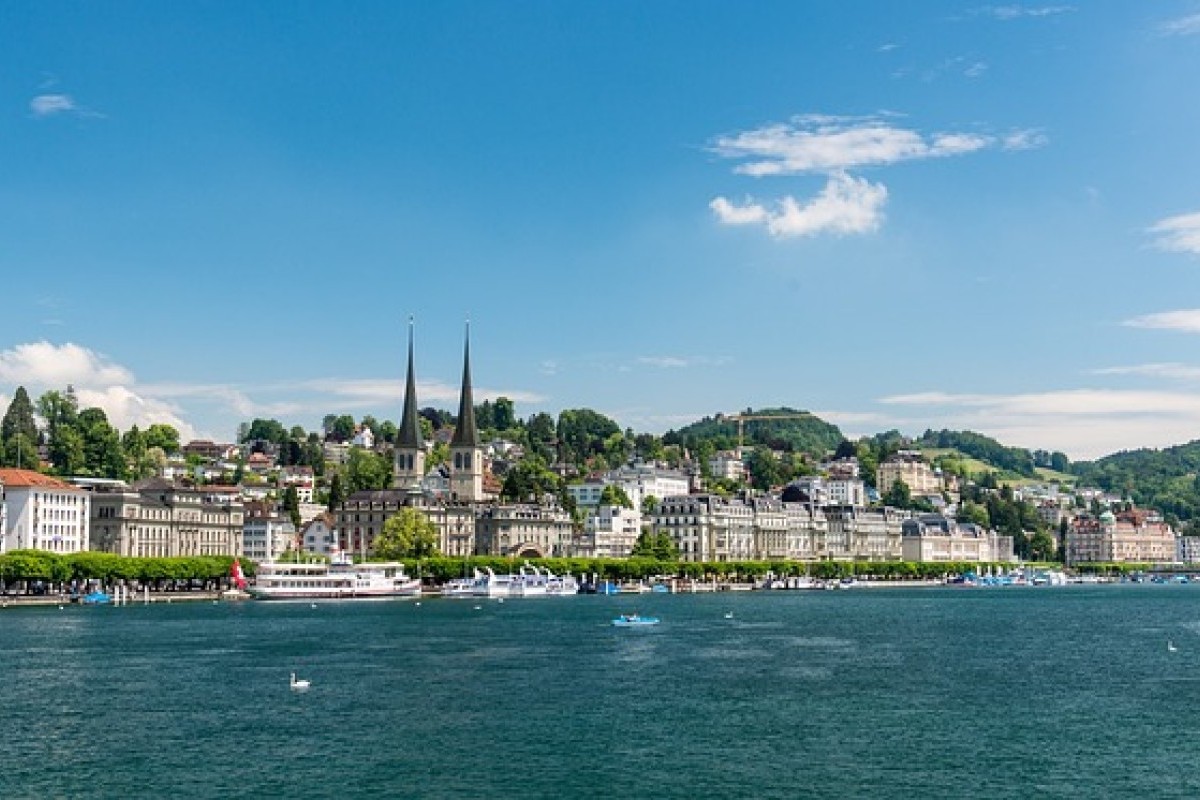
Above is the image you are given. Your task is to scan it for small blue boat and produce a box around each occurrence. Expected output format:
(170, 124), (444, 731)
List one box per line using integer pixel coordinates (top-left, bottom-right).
(612, 614), (659, 627)
(81, 591), (111, 605)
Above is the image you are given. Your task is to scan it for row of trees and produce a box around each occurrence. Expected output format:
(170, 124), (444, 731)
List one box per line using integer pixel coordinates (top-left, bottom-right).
(1, 386), (182, 480)
(0, 550), (247, 587)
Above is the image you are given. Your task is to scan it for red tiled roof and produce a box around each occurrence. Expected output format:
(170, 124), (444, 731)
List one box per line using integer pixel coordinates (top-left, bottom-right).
(0, 469), (81, 491)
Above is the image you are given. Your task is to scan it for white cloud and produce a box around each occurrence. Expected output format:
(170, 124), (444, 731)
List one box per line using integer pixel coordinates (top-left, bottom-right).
(288, 377), (545, 405)
(708, 197), (769, 225)
(964, 61), (989, 78)
(637, 355), (733, 369)
(711, 115), (994, 176)
(0, 341), (133, 386)
(638, 356), (690, 369)
(711, 172), (887, 238)
(876, 387), (1200, 458)
(74, 386), (197, 442)
(1123, 309), (1200, 333)
(1002, 128), (1048, 150)
(1162, 13), (1200, 36)
(30, 94), (78, 117)
(1092, 363), (1200, 381)
(1148, 211), (1200, 255)
(977, 5), (1075, 20)
(0, 342), (197, 440)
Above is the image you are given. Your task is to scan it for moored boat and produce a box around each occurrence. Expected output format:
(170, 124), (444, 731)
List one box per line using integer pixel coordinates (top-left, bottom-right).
(612, 613), (659, 627)
(248, 553), (420, 600)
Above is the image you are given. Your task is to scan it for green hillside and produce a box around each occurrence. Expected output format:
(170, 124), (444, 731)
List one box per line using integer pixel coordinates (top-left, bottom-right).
(665, 408), (844, 458)
(1072, 440), (1200, 522)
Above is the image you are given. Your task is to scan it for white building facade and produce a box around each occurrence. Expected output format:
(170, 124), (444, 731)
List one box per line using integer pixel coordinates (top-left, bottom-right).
(0, 469), (90, 554)
(584, 504), (642, 558)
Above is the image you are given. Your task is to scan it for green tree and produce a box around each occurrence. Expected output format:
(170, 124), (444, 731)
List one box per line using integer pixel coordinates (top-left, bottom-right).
(1, 387), (40, 469)
(493, 397), (516, 431)
(501, 455), (561, 501)
(374, 507), (440, 559)
(345, 447), (392, 492)
(327, 472), (348, 510)
(599, 484), (633, 509)
(883, 479), (912, 509)
(37, 389), (79, 434)
(242, 418), (289, 444)
(282, 485), (301, 529)
(1028, 530), (1057, 562)
(641, 495), (660, 516)
(526, 412), (557, 461)
(77, 407), (126, 479)
(144, 423), (181, 455)
(48, 425), (86, 476)
(746, 447), (786, 490)
(331, 415), (356, 443)
(959, 501), (990, 528)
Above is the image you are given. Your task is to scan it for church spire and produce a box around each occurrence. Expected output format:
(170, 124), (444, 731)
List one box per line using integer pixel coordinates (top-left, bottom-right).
(451, 322), (480, 448)
(398, 316), (423, 448)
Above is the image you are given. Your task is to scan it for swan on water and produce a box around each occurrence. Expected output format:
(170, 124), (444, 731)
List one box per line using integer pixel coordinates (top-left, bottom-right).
(290, 672), (311, 691)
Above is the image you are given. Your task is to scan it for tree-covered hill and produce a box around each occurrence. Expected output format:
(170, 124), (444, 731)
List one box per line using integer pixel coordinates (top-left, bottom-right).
(1071, 440), (1200, 523)
(664, 408), (844, 458)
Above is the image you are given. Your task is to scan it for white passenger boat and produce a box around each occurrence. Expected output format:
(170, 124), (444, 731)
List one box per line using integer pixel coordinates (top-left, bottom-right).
(462, 564), (579, 597)
(471, 567), (517, 597)
(248, 553), (421, 600)
(442, 571), (485, 598)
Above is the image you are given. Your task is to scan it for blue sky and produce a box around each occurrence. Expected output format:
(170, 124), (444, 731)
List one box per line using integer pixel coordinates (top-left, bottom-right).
(3, 2), (1200, 459)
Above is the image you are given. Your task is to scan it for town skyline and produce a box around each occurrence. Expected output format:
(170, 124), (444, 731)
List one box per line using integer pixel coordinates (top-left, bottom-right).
(4, 3), (1200, 459)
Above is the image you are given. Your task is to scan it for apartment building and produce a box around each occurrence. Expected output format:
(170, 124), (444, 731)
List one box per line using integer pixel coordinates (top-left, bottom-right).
(0, 468), (90, 554)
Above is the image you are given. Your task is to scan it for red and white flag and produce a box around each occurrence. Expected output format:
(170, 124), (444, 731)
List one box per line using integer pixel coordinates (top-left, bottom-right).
(231, 560), (247, 590)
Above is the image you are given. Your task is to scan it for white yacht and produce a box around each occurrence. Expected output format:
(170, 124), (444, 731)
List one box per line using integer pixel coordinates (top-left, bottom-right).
(471, 567), (518, 597)
(248, 553), (421, 600)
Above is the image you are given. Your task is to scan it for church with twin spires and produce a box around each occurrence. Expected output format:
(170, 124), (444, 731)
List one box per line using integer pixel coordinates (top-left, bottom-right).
(393, 321), (485, 504)
(333, 321), (576, 560)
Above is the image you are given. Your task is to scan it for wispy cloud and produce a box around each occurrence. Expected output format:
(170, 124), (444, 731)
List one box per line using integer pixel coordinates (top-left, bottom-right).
(1002, 128), (1048, 150)
(30, 94), (77, 117)
(1123, 309), (1200, 333)
(1147, 211), (1200, 255)
(1161, 13), (1200, 36)
(1092, 363), (1200, 381)
(964, 61), (989, 78)
(711, 114), (994, 176)
(711, 172), (887, 238)
(876, 386), (1200, 458)
(975, 5), (1075, 20)
(636, 355), (733, 369)
(29, 92), (103, 120)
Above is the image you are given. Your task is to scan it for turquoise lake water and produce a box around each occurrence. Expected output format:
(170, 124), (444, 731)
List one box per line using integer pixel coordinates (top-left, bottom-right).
(3, 585), (1199, 799)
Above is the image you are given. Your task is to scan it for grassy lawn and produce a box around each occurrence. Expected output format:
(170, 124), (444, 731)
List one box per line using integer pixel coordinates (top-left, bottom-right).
(918, 448), (1076, 486)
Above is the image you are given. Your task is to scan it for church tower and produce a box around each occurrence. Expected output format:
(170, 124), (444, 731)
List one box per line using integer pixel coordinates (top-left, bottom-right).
(449, 324), (484, 503)
(393, 318), (426, 491)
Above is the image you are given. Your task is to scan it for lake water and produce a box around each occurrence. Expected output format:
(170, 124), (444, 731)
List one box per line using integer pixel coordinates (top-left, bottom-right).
(2, 585), (1199, 798)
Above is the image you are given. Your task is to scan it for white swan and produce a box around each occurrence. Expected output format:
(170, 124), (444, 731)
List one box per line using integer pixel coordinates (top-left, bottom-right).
(290, 672), (311, 691)
(724, 611), (734, 619)
(1168, 640), (1178, 652)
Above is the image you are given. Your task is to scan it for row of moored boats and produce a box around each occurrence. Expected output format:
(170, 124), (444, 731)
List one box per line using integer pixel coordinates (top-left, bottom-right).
(245, 556), (579, 601)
